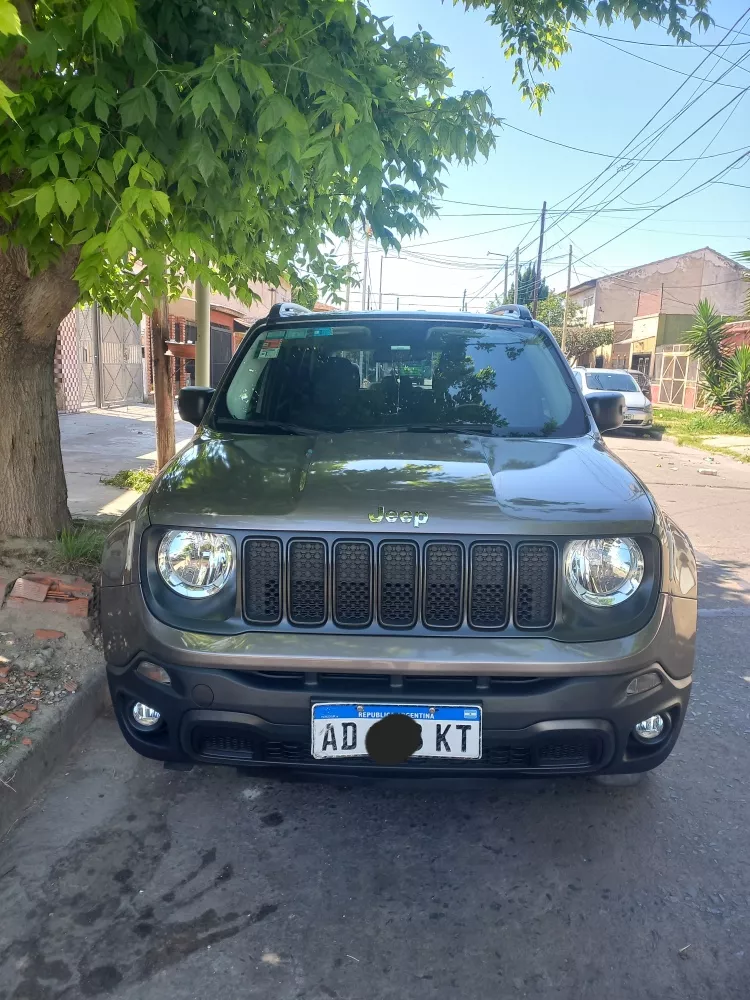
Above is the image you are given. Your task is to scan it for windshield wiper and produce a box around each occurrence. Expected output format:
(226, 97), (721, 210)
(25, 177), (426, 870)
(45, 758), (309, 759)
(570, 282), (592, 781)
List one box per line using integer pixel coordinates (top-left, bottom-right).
(216, 418), (326, 435)
(388, 423), (504, 437)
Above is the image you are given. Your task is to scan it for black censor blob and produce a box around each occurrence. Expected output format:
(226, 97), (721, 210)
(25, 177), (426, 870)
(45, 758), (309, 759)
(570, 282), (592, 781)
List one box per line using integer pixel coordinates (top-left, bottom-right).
(365, 713), (423, 765)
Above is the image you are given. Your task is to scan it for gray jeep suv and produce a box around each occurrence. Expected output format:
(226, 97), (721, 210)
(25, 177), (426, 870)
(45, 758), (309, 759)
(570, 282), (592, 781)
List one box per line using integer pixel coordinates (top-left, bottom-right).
(100, 304), (697, 779)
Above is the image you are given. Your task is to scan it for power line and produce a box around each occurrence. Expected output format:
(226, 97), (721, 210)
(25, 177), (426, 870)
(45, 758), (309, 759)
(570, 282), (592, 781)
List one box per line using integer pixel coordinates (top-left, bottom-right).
(571, 28), (750, 48)
(497, 123), (750, 161)
(576, 31), (750, 87)
(531, 11), (750, 256)
(540, 80), (750, 258)
(565, 151), (750, 278)
(406, 218), (540, 248)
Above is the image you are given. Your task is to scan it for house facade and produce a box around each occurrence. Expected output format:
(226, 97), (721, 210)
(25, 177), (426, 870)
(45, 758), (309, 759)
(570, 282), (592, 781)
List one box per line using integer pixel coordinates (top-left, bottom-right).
(568, 247), (747, 328)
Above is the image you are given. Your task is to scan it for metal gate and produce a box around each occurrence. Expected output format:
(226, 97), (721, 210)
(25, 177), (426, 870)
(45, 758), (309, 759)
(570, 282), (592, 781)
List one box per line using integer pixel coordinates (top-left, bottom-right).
(76, 305), (144, 408)
(653, 344), (700, 409)
(77, 306), (98, 407)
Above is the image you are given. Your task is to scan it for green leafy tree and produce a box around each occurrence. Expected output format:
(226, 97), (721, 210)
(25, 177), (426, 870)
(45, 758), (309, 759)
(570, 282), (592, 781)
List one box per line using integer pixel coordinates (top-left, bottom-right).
(0, 0), (713, 535)
(535, 292), (583, 329)
(490, 265), (548, 310)
(461, 0), (711, 109)
(0, 0), (497, 535)
(548, 324), (613, 362)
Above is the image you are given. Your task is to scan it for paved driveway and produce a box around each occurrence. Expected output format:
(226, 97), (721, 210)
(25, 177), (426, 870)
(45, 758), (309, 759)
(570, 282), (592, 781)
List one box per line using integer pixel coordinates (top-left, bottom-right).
(2, 432), (749, 1000)
(60, 405), (193, 519)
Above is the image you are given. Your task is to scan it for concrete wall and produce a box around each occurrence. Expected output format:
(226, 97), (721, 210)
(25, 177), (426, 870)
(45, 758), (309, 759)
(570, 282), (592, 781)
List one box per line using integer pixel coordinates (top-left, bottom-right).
(576, 249), (747, 326)
(660, 314), (694, 345)
(568, 284), (596, 326)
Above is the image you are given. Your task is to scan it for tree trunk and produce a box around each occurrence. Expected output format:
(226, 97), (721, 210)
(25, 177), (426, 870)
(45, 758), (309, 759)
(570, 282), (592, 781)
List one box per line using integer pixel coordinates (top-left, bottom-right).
(0, 335), (71, 537)
(150, 295), (175, 470)
(0, 247), (80, 538)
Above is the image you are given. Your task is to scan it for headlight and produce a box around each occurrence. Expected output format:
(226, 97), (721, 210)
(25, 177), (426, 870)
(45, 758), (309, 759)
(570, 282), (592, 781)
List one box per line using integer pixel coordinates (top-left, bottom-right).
(157, 530), (234, 598)
(564, 537), (644, 607)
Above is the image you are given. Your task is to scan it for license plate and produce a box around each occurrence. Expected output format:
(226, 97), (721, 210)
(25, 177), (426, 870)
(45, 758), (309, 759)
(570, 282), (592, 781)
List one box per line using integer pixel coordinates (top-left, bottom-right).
(311, 703), (482, 760)
(624, 413), (641, 422)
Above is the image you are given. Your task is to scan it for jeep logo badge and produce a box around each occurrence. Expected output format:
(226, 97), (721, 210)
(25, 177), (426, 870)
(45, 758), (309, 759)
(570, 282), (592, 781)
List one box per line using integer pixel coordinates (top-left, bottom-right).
(369, 506), (428, 527)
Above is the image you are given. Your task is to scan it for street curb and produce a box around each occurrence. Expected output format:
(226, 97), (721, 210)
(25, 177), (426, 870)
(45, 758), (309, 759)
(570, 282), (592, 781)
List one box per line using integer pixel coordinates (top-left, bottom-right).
(0, 665), (108, 840)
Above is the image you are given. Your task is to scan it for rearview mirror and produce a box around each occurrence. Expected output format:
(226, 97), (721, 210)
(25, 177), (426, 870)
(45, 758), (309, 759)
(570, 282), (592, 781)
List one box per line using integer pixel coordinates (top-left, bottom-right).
(587, 392), (625, 434)
(178, 386), (214, 426)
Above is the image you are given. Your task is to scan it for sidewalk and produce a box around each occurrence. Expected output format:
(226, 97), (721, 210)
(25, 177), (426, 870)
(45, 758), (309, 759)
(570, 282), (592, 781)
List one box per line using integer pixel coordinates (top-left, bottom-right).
(59, 404), (193, 519)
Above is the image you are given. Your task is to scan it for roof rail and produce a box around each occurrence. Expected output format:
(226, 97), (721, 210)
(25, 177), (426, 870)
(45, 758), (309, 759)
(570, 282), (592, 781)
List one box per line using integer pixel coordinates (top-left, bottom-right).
(489, 304), (533, 321)
(267, 302), (313, 323)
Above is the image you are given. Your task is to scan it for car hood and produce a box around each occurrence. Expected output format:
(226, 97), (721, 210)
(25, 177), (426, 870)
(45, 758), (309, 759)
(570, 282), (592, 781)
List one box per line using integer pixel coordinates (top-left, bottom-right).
(146, 429), (654, 535)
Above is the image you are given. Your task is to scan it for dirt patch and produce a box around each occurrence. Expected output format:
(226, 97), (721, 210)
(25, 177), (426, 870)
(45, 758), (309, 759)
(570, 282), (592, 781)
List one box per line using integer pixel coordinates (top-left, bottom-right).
(0, 538), (103, 762)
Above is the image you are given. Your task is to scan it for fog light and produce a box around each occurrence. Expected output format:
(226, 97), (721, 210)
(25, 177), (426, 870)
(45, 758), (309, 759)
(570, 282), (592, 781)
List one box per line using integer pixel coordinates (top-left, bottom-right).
(137, 662), (171, 685)
(634, 715), (665, 741)
(626, 672), (661, 696)
(131, 702), (161, 729)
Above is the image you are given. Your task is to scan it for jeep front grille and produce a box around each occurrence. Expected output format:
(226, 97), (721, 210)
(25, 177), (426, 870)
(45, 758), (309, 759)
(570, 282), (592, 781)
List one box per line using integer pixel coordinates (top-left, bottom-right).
(242, 536), (557, 634)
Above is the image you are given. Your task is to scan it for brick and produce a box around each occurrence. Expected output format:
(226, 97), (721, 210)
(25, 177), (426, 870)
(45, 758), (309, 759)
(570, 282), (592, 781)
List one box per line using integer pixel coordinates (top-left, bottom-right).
(0, 665), (10, 680)
(22, 702), (37, 712)
(62, 598), (89, 618)
(2, 709), (30, 725)
(34, 629), (66, 641)
(10, 578), (49, 602)
(64, 681), (78, 694)
(21, 737), (32, 746)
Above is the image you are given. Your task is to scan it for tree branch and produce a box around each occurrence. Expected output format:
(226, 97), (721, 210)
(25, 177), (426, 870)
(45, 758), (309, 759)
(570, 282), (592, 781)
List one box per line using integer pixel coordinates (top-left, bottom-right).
(20, 247), (81, 345)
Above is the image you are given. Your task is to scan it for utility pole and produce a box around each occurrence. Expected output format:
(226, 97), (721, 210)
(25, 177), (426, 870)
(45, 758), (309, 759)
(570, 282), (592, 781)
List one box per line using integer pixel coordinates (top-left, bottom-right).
(513, 247), (520, 304)
(344, 228), (354, 310)
(195, 276), (211, 386)
(531, 201), (546, 318)
(562, 243), (573, 355)
(361, 228), (370, 310)
(503, 257), (509, 303)
(461, 288), (467, 312)
(378, 256), (383, 310)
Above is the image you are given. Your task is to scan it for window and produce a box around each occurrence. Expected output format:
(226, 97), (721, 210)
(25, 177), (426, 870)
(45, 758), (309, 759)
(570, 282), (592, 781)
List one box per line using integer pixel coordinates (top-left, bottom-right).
(582, 295), (594, 308)
(585, 371), (638, 392)
(214, 318), (589, 438)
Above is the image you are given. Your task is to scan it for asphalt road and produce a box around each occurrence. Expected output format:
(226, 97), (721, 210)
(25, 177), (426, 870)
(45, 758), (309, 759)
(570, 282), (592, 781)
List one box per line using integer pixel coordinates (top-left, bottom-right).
(2, 433), (749, 1000)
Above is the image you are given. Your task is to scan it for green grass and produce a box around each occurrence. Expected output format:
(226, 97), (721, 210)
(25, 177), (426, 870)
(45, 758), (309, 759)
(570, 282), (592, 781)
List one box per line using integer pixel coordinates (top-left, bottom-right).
(54, 526), (107, 571)
(102, 467), (156, 492)
(652, 407), (750, 459)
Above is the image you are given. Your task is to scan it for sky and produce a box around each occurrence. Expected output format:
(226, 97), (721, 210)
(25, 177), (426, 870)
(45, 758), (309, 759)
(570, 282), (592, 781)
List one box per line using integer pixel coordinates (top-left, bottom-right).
(334, 0), (750, 313)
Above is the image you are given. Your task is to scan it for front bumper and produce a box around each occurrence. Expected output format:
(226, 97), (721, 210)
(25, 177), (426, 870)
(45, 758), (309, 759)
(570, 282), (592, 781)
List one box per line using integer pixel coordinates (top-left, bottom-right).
(108, 659), (691, 777)
(623, 409), (654, 427)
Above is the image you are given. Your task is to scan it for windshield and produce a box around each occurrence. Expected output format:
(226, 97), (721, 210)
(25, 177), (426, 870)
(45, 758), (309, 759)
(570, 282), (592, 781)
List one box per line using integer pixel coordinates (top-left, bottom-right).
(213, 319), (589, 438)
(585, 371), (639, 393)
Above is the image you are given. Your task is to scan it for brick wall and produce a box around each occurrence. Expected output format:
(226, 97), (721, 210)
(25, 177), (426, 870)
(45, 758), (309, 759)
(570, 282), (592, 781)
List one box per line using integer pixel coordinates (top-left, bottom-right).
(55, 311), (82, 413)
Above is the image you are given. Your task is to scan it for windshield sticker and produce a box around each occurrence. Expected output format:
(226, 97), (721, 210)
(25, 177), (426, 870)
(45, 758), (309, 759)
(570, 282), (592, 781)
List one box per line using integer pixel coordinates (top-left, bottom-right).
(258, 347), (280, 359)
(390, 345), (410, 351)
(283, 327), (333, 340)
(261, 338), (283, 350)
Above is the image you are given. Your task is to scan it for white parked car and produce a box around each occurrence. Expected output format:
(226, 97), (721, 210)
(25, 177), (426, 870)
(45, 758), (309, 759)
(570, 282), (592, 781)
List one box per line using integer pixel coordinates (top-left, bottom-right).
(573, 367), (653, 433)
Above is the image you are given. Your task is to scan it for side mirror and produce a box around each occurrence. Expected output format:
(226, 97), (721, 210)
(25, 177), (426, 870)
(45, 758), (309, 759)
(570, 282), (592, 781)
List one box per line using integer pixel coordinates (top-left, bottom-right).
(178, 386), (214, 426)
(588, 392), (625, 433)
